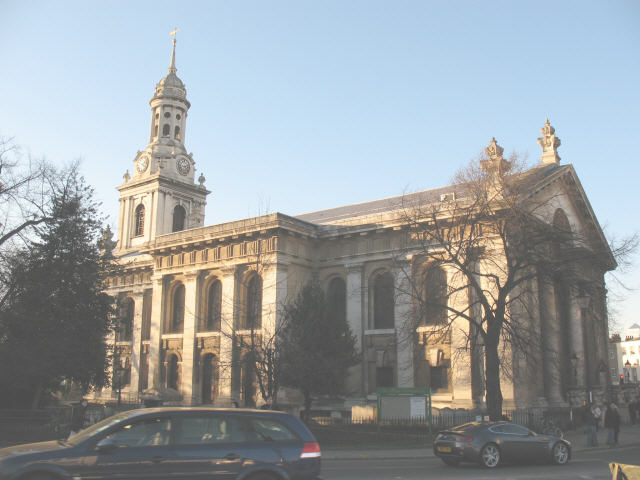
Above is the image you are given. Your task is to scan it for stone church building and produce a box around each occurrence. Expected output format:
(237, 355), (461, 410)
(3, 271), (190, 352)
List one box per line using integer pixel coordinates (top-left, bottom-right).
(103, 41), (615, 412)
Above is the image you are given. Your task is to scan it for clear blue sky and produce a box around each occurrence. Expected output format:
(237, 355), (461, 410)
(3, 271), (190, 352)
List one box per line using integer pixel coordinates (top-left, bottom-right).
(2, 0), (639, 329)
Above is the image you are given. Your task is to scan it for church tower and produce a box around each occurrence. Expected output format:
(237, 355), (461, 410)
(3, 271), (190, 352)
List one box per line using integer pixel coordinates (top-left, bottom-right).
(116, 37), (209, 252)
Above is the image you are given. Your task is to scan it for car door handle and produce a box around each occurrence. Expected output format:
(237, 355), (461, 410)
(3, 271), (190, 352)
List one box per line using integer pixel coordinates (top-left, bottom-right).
(151, 455), (166, 463)
(224, 453), (240, 460)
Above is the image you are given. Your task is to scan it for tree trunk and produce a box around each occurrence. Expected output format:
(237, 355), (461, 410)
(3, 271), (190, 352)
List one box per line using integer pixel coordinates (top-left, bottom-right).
(484, 336), (503, 420)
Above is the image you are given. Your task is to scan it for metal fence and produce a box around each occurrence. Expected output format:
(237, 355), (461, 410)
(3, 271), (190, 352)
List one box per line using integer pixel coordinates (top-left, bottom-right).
(0, 403), (143, 445)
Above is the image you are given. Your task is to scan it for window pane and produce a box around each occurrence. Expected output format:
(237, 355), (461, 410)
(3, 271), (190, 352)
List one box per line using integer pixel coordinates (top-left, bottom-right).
(108, 417), (171, 447)
(176, 416), (231, 444)
(250, 418), (297, 441)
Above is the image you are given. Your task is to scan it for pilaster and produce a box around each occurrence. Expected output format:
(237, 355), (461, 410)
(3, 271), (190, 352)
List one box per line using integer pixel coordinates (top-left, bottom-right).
(218, 266), (236, 405)
(129, 291), (145, 394)
(393, 260), (414, 388)
(346, 263), (364, 396)
(180, 270), (199, 404)
(148, 275), (165, 389)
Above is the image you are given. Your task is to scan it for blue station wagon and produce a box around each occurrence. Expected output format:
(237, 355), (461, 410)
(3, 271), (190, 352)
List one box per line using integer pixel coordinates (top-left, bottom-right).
(0, 407), (321, 480)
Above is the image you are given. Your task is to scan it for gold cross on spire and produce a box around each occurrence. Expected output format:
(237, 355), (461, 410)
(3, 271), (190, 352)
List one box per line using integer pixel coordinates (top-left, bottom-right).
(170, 27), (179, 38)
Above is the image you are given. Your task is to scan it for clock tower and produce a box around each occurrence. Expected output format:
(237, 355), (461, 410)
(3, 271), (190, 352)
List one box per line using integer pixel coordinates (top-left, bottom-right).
(116, 37), (209, 253)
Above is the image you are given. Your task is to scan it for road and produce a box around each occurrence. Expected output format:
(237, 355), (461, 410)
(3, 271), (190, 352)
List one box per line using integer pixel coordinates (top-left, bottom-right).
(321, 445), (638, 479)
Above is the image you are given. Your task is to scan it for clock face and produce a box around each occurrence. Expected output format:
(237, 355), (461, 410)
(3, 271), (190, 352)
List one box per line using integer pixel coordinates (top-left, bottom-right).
(136, 156), (149, 173)
(177, 157), (190, 176)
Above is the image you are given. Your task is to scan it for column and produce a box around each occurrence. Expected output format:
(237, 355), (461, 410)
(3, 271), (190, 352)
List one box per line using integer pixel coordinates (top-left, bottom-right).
(218, 266), (236, 405)
(569, 295), (586, 386)
(148, 275), (165, 389)
(129, 290), (145, 394)
(346, 263), (364, 395)
(121, 196), (131, 249)
(540, 279), (564, 405)
(181, 271), (199, 404)
(393, 260), (413, 387)
(449, 268), (474, 408)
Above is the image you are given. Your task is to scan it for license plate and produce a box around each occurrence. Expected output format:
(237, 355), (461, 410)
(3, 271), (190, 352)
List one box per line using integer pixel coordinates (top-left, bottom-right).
(438, 446), (452, 453)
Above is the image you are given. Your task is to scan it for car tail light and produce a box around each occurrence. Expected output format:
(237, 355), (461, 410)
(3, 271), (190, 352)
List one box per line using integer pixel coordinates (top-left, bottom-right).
(453, 435), (473, 442)
(300, 442), (321, 459)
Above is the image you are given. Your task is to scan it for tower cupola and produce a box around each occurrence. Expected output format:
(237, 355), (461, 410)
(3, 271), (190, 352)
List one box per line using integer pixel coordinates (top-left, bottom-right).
(148, 36), (191, 149)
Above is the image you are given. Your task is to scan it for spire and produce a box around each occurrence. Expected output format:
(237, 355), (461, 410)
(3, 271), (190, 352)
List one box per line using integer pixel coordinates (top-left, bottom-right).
(169, 28), (178, 74)
(537, 118), (561, 165)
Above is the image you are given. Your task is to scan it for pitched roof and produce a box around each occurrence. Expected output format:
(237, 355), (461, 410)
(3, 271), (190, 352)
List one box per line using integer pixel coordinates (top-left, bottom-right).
(295, 163), (566, 225)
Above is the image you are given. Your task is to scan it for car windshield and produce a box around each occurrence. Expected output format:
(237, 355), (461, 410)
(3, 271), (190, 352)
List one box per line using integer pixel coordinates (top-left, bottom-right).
(66, 411), (136, 446)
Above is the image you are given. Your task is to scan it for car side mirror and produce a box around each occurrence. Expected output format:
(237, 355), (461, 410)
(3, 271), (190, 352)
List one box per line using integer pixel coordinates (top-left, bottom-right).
(96, 437), (118, 453)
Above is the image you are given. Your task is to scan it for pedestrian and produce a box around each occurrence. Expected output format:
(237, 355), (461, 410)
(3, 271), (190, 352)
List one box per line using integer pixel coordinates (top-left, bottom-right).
(605, 402), (621, 447)
(629, 398), (637, 425)
(583, 401), (598, 447)
(69, 399), (89, 438)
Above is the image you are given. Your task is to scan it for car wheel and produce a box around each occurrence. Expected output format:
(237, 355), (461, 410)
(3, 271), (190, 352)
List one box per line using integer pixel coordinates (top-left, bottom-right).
(441, 457), (460, 466)
(480, 443), (501, 468)
(23, 474), (58, 480)
(552, 442), (570, 465)
(246, 473), (280, 480)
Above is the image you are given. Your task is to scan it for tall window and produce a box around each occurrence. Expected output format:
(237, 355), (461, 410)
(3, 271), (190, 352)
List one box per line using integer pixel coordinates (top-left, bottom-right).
(134, 205), (145, 237)
(203, 280), (222, 331)
(168, 284), (185, 333)
(373, 272), (394, 329)
(162, 124), (170, 136)
(167, 354), (179, 390)
(174, 125), (181, 140)
(172, 205), (186, 232)
(423, 266), (447, 325)
(117, 298), (134, 342)
(244, 275), (262, 330)
(327, 277), (346, 327)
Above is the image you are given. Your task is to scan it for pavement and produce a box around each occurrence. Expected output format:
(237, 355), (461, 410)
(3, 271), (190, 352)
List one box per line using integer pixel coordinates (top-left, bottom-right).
(320, 423), (640, 460)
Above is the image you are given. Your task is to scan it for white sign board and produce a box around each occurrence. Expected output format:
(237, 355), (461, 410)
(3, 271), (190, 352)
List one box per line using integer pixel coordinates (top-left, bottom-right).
(409, 396), (426, 418)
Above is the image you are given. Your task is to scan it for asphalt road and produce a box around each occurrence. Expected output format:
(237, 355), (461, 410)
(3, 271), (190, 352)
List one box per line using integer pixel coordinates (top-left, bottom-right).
(321, 445), (639, 479)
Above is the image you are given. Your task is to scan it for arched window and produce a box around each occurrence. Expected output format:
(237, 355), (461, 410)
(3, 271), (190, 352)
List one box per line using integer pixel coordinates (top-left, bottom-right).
(162, 124), (170, 136)
(172, 205), (186, 232)
(167, 354), (179, 390)
(553, 208), (571, 234)
(174, 125), (181, 140)
(244, 275), (262, 330)
(169, 284), (185, 333)
(423, 266), (447, 325)
(117, 298), (134, 342)
(204, 280), (222, 331)
(134, 204), (145, 237)
(373, 272), (394, 329)
(326, 277), (346, 327)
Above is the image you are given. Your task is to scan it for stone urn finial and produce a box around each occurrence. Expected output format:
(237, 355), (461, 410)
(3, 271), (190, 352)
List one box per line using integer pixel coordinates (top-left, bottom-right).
(481, 137), (510, 174)
(537, 118), (561, 165)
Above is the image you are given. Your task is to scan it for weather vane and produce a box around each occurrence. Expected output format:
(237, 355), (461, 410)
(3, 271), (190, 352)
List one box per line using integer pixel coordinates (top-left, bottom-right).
(170, 27), (179, 41)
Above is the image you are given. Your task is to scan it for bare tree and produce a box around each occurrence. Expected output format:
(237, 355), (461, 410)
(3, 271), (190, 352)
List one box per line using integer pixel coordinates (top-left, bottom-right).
(394, 140), (620, 419)
(0, 138), (52, 249)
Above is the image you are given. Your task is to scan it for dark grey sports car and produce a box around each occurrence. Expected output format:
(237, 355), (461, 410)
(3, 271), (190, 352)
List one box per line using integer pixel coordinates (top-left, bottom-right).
(433, 421), (571, 468)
